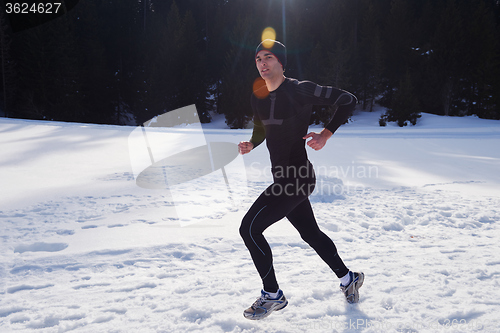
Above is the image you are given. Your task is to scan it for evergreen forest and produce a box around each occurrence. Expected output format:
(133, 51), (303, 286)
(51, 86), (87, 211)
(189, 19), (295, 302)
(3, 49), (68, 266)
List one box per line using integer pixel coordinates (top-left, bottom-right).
(1, 0), (499, 127)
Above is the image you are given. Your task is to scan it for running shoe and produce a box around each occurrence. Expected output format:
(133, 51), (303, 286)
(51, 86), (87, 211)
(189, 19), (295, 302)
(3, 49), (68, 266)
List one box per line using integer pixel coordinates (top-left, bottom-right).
(340, 271), (364, 304)
(243, 289), (288, 320)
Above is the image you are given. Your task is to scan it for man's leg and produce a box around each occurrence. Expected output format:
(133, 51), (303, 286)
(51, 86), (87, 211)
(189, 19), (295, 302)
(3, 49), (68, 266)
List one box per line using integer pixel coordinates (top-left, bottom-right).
(286, 199), (349, 278)
(240, 182), (306, 292)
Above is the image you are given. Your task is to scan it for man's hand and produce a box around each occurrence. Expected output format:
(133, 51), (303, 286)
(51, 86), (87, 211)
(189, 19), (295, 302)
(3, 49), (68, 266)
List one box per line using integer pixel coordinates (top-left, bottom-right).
(303, 129), (333, 151)
(238, 141), (254, 155)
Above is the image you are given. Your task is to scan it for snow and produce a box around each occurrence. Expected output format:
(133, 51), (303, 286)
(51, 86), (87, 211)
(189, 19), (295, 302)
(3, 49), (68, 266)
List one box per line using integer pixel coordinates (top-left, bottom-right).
(1, 109), (500, 332)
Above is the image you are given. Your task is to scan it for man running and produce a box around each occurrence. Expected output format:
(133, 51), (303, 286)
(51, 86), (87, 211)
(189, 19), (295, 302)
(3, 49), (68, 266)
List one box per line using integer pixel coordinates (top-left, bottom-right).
(238, 39), (364, 320)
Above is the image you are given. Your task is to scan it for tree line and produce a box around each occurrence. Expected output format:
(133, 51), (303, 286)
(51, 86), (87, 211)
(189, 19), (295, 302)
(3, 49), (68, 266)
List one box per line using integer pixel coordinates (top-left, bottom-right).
(0, 0), (499, 127)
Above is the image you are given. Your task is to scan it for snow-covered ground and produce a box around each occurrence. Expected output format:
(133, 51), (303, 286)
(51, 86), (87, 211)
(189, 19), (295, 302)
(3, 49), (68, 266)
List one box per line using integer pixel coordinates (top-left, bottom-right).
(1, 108), (499, 333)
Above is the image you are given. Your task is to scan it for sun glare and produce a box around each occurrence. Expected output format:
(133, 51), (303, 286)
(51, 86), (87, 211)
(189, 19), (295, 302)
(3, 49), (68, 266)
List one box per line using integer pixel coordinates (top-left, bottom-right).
(261, 27), (276, 47)
(253, 77), (269, 99)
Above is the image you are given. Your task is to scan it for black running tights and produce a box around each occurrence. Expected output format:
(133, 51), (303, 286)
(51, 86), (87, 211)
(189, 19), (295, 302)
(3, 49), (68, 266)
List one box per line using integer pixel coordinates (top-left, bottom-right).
(239, 173), (349, 293)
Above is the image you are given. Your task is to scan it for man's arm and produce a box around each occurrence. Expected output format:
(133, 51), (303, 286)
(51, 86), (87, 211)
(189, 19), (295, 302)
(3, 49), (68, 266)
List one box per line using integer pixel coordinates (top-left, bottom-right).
(302, 128), (332, 151)
(249, 116), (265, 148)
(295, 80), (357, 134)
(239, 96), (266, 155)
(324, 93), (357, 134)
(296, 80), (357, 150)
(238, 141), (254, 155)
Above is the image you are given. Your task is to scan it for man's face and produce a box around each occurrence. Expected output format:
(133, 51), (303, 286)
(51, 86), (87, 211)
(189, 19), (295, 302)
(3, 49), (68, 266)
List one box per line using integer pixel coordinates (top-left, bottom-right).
(255, 50), (283, 80)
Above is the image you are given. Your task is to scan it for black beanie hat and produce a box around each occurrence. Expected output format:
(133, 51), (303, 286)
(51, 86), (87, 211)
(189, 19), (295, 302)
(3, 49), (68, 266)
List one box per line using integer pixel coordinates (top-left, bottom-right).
(255, 39), (287, 68)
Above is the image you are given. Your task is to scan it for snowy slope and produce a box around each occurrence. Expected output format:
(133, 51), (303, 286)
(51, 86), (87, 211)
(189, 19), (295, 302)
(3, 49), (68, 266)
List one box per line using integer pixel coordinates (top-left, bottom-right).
(1, 110), (500, 333)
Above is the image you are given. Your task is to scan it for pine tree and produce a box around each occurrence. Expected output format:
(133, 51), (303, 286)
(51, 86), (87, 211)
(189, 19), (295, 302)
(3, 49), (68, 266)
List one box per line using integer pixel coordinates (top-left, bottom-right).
(219, 14), (256, 129)
(359, 1), (385, 111)
(203, 2), (227, 115)
(0, 9), (17, 118)
(384, 0), (414, 88)
(412, 0), (442, 115)
(430, 0), (465, 116)
(179, 10), (208, 121)
(461, 0), (498, 118)
(73, 0), (118, 124)
(13, 8), (83, 121)
(142, 1), (184, 121)
(381, 71), (421, 126)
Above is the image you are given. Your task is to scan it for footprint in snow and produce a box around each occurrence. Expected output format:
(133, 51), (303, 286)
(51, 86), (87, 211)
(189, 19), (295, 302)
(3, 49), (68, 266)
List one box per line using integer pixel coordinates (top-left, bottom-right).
(14, 242), (68, 254)
(81, 225), (98, 229)
(7, 284), (54, 294)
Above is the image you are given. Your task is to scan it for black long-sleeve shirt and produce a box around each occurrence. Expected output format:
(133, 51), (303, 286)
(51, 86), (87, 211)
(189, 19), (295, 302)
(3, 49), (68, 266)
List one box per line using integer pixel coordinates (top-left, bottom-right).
(250, 77), (357, 173)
